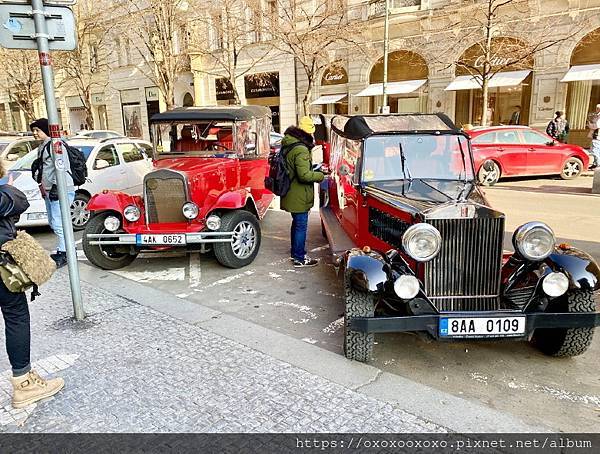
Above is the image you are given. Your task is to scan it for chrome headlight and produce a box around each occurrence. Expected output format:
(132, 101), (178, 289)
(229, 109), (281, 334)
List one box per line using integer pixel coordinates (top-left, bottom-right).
(513, 222), (555, 261)
(206, 214), (221, 231)
(103, 216), (120, 232)
(182, 202), (199, 220)
(123, 205), (141, 222)
(542, 272), (569, 297)
(393, 275), (420, 300)
(402, 223), (442, 262)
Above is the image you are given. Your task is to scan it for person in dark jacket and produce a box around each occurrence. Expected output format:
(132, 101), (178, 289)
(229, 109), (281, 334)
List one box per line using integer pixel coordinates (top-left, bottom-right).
(546, 111), (570, 143)
(0, 161), (64, 408)
(280, 116), (326, 267)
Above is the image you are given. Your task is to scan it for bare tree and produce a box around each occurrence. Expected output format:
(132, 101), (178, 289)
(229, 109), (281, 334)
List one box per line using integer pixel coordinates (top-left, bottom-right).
(426, 0), (586, 126)
(117, 0), (193, 110)
(0, 49), (43, 123)
(188, 0), (274, 104)
(54, 0), (116, 128)
(269, 0), (367, 115)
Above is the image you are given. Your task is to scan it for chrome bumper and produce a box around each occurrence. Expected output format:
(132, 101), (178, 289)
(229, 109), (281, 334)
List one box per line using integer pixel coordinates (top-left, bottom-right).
(87, 232), (234, 246)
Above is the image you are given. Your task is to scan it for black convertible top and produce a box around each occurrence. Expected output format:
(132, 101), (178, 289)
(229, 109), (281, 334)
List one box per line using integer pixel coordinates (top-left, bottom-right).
(150, 106), (271, 122)
(331, 113), (461, 140)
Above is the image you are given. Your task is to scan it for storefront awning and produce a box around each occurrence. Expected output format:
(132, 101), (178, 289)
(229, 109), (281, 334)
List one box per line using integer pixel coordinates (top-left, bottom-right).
(310, 94), (347, 105)
(354, 79), (427, 97)
(561, 64), (600, 82)
(445, 70), (531, 90)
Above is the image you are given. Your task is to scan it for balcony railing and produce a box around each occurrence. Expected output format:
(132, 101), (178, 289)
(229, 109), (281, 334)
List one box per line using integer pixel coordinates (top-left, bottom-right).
(368, 0), (421, 18)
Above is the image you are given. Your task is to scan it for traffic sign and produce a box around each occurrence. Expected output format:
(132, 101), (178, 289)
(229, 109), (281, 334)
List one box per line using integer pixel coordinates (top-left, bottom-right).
(0, 3), (76, 50)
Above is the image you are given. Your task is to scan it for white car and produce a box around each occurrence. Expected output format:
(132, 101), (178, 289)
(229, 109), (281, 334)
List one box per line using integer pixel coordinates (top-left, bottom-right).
(0, 135), (43, 164)
(72, 130), (125, 140)
(7, 138), (153, 229)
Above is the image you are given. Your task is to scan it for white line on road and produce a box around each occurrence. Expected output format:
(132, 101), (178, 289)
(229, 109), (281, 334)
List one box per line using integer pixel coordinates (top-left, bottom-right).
(188, 253), (202, 288)
(195, 270), (255, 292)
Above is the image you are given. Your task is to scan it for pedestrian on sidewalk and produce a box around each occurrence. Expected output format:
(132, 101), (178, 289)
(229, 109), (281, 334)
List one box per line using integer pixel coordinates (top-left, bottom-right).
(30, 118), (74, 268)
(281, 116), (326, 268)
(0, 160), (64, 408)
(546, 111), (570, 143)
(587, 104), (600, 169)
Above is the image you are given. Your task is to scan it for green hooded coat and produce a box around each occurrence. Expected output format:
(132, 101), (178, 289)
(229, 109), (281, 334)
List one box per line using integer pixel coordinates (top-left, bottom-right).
(280, 127), (324, 213)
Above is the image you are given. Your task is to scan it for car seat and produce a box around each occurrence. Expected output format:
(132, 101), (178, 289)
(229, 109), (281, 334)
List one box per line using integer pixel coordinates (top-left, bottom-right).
(176, 126), (198, 152)
(216, 129), (234, 150)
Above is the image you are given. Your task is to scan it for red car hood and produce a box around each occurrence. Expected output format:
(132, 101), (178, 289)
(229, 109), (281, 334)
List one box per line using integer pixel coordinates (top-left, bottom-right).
(153, 157), (237, 176)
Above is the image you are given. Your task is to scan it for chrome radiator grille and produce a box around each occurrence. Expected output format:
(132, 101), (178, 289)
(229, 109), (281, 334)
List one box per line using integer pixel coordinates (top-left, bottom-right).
(144, 173), (187, 224)
(424, 217), (505, 312)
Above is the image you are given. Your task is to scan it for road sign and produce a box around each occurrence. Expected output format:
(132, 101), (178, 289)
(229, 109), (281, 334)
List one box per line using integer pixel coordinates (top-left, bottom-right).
(0, 3), (76, 50)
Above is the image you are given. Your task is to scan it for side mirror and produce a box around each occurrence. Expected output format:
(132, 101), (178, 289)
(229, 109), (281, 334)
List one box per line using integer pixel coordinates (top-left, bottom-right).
(95, 159), (110, 170)
(338, 164), (350, 176)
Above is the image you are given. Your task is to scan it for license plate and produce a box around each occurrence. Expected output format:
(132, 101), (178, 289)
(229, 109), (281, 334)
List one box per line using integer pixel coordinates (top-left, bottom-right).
(136, 234), (186, 246)
(439, 316), (526, 338)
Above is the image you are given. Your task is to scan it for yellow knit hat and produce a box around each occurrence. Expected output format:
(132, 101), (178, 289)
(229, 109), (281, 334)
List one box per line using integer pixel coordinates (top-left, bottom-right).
(298, 116), (315, 134)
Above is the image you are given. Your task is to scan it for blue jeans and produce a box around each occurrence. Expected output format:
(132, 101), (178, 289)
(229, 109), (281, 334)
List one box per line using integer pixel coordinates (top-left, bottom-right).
(290, 212), (309, 261)
(591, 139), (600, 167)
(44, 191), (75, 252)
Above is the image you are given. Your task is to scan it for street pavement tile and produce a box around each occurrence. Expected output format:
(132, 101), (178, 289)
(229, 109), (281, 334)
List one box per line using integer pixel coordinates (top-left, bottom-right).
(0, 274), (445, 433)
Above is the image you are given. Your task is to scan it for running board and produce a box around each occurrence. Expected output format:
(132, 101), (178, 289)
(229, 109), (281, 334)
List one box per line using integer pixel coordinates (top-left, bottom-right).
(320, 206), (356, 258)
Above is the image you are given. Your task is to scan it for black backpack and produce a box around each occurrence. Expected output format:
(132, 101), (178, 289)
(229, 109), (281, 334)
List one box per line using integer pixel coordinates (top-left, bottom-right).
(32, 141), (88, 187)
(264, 144), (295, 197)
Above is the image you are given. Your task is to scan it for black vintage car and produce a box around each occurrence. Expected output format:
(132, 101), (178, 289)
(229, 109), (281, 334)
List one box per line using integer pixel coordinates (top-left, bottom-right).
(320, 113), (600, 362)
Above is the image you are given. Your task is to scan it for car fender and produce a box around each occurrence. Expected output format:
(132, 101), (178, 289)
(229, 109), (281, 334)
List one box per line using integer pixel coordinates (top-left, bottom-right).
(344, 249), (391, 293)
(544, 247), (600, 291)
(210, 189), (256, 213)
(87, 191), (142, 214)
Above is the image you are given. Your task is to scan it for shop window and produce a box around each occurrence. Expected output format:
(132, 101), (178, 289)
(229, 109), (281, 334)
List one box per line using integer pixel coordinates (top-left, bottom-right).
(94, 145), (120, 169)
(496, 130), (520, 144)
(472, 132), (497, 144)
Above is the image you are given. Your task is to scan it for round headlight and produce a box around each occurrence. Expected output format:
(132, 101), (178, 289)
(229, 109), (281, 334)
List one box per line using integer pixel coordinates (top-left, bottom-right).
(402, 223), (442, 262)
(182, 202), (199, 220)
(513, 222), (555, 261)
(103, 216), (120, 232)
(206, 215), (221, 231)
(123, 205), (141, 222)
(542, 272), (569, 298)
(393, 275), (420, 300)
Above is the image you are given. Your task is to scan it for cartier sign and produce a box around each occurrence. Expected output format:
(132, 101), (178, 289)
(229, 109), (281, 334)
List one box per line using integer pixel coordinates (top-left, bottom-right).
(321, 66), (348, 86)
(474, 55), (512, 69)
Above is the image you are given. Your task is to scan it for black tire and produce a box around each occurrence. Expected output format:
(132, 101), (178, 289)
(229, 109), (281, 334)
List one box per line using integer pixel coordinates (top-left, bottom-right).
(213, 210), (261, 269)
(71, 192), (91, 231)
(477, 161), (501, 186)
(560, 157), (583, 180)
(82, 213), (137, 270)
(343, 279), (375, 362)
(531, 290), (596, 357)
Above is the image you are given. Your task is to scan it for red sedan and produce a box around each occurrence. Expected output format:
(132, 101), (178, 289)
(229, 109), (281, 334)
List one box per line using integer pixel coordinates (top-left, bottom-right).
(467, 126), (590, 185)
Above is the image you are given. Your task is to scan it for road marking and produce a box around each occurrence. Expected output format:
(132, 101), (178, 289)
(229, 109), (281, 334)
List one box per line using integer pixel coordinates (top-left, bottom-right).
(188, 253), (201, 288)
(75, 239), (82, 245)
(112, 268), (186, 282)
(310, 245), (329, 253)
(0, 354), (78, 427)
(268, 301), (318, 324)
(322, 317), (344, 335)
(195, 270), (255, 292)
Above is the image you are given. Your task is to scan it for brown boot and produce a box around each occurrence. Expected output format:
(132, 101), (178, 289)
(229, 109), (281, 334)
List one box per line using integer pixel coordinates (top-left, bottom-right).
(11, 370), (64, 409)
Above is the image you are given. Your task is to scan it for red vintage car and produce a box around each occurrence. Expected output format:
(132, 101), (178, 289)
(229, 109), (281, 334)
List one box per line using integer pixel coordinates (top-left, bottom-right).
(320, 114), (600, 362)
(82, 106), (274, 269)
(468, 126), (590, 185)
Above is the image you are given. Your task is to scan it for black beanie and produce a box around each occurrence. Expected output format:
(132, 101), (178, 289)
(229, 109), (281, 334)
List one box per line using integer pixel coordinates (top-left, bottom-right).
(30, 118), (50, 136)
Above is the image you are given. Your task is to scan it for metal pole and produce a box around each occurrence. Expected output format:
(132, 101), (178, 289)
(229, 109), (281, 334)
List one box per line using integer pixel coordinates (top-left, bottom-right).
(382, 0), (390, 113)
(30, 0), (84, 320)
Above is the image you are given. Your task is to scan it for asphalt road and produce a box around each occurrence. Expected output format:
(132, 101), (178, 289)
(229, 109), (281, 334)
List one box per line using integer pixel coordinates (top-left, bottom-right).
(29, 174), (600, 432)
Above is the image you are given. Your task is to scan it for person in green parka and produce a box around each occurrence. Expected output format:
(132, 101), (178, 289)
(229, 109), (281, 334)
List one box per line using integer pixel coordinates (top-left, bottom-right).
(280, 116), (326, 267)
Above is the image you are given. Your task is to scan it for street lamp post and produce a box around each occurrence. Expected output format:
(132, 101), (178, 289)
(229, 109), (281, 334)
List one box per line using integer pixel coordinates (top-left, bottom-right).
(381, 0), (390, 114)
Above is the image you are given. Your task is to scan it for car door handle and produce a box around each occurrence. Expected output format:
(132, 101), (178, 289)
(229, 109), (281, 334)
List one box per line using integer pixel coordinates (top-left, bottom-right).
(497, 148), (504, 152)
(528, 148), (535, 151)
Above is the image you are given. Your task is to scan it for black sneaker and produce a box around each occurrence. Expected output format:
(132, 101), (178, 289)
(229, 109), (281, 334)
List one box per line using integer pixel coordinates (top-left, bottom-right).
(50, 251), (67, 269)
(293, 256), (319, 268)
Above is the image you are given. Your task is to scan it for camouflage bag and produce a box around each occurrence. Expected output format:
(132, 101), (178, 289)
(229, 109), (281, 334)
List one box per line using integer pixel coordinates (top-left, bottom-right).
(0, 252), (34, 292)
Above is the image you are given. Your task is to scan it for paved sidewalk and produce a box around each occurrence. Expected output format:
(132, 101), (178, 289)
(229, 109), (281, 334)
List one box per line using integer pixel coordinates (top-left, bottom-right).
(0, 274), (444, 433)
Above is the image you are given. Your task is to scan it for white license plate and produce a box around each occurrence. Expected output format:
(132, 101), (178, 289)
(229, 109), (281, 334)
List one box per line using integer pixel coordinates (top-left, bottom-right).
(439, 316), (526, 338)
(136, 234), (186, 246)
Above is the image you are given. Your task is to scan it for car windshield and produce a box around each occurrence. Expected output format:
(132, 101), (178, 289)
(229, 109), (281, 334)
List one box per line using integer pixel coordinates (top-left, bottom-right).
(69, 145), (94, 159)
(10, 149), (37, 171)
(362, 134), (474, 182)
(153, 121), (248, 158)
(0, 143), (7, 154)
